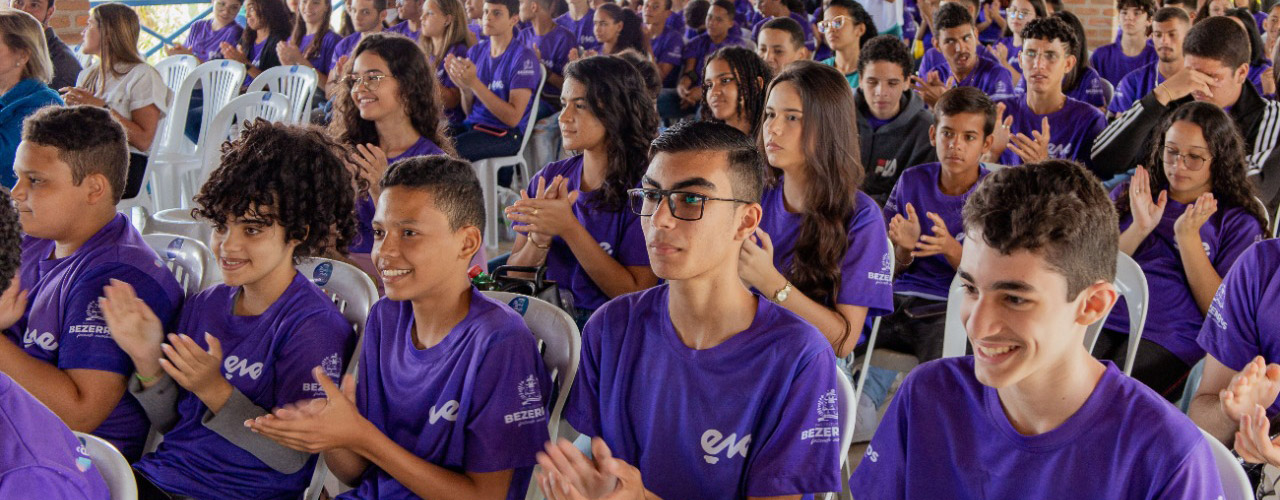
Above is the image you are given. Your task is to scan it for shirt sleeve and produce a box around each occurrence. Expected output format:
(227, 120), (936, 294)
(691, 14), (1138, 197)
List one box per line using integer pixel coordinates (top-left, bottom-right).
(270, 311), (356, 406)
(655, 36), (684, 67)
(744, 350), (843, 496)
(57, 266), (178, 375)
(0, 466), (95, 500)
(462, 332), (550, 473)
(122, 64), (172, 116)
(882, 175), (904, 226)
(1150, 439), (1226, 500)
(847, 368), (913, 500)
(509, 47), (541, 91)
(1211, 210), (1264, 277)
(563, 308), (604, 438)
(613, 211), (650, 268)
(838, 202), (893, 316)
(1197, 244), (1266, 372)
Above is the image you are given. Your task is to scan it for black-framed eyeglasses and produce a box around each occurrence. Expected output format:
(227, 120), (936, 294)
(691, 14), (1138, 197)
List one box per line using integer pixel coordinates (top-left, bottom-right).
(628, 188), (752, 221)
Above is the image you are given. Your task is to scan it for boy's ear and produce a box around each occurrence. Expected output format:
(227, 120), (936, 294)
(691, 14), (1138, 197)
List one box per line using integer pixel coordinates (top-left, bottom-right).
(82, 172), (113, 206)
(1075, 280), (1118, 327)
(458, 225), (483, 263)
(982, 132), (994, 151)
(928, 124), (938, 148)
(734, 202), (762, 241)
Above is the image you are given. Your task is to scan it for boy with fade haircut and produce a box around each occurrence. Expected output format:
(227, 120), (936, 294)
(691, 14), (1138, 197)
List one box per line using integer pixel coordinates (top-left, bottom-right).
(1090, 0), (1157, 86)
(642, 0), (686, 89)
(1163, 0), (1195, 20)
(915, 0), (1000, 82)
(856, 34), (936, 206)
(535, 121), (843, 499)
(912, 2), (1015, 107)
(1092, 16), (1280, 207)
(988, 16), (1106, 170)
(756, 16), (809, 74)
(516, 0), (577, 117)
(749, 0), (814, 52)
(247, 155), (552, 500)
(1108, 7), (1189, 115)
(0, 188), (109, 498)
(872, 86), (992, 366)
(0, 106), (183, 461)
(850, 159), (1225, 500)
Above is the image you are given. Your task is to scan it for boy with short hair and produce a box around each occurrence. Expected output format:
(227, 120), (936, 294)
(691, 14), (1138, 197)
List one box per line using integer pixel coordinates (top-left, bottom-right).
(555, 0), (598, 49)
(643, 0), (685, 88)
(856, 34), (936, 205)
(756, 16), (809, 73)
(1109, 6), (1189, 114)
(851, 159), (1224, 499)
(516, 0), (576, 117)
(1091, 0), (1157, 86)
(535, 121), (843, 499)
(248, 156), (551, 499)
(0, 106), (184, 460)
(749, 0), (814, 51)
(989, 16), (1106, 169)
(912, 2), (1015, 107)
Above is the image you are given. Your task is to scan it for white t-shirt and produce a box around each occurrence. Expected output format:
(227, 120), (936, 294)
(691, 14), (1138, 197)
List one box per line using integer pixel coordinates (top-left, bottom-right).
(857, 0), (902, 34)
(76, 61), (172, 155)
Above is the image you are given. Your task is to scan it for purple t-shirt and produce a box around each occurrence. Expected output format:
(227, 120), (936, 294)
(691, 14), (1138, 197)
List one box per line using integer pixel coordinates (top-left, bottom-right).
(1105, 190), (1265, 366)
(6, 213), (184, 460)
(464, 39), (540, 131)
(929, 54), (1015, 101)
(917, 44), (1000, 79)
(664, 13), (685, 37)
(515, 25), (576, 99)
(758, 180), (894, 321)
(385, 20), (419, 40)
(651, 26), (685, 88)
(434, 42), (471, 125)
(749, 12), (815, 51)
(995, 96), (1106, 166)
(350, 137), (447, 254)
(1249, 61), (1272, 94)
(1198, 239), (1280, 416)
(1110, 61), (1166, 114)
(300, 31), (342, 75)
(554, 9), (600, 50)
(1014, 67), (1109, 109)
(330, 32), (364, 73)
(1089, 41), (1157, 87)
(134, 272), (355, 499)
(849, 357), (1225, 499)
(0, 372), (110, 498)
(882, 162), (990, 299)
(186, 19), (244, 62)
(995, 36), (1020, 72)
(518, 156), (649, 311)
(341, 290), (550, 500)
(565, 285), (843, 499)
(682, 32), (751, 82)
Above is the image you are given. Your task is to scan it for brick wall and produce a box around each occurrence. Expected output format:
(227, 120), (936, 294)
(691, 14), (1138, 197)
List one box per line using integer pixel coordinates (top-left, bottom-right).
(50, 0), (89, 46)
(1072, 0), (1120, 51)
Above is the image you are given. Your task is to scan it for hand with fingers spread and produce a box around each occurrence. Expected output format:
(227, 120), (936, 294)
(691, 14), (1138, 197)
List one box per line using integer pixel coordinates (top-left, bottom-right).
(1008, 116), (1051, 164)
(910, 71), (952, 107)
(245, 366), (366, 453)
(1127, 166), (1168, 236)
(1221, 356), (1280, 423)
(1173, 192), (1218, 245)
(537, 441), (649, 500)
(1236, 404), (1280, 466)
(1154, 67), (1216, 105)
(913, 212), (961, 264)
(161, 333), (232, 405)
(0, 277), (28, 332)
(352, 143), (390, 197)
(166, 43), (194, 57)
(99, 279), (165, 381)
(536, 438), (633, 500)
(738, 228), (783, 292)
(276, 40), (304, 66)
(988, 102), (1013, 158)
(505, 175), (583, 239)
(888, 202), (924, 253)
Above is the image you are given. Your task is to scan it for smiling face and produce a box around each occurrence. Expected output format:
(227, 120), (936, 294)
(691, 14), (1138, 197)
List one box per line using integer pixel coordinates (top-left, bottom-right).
(299, 0), (329, 25)
(762, 80), (805, 172)
(1162, 119), (1213, 201)
(349, 51), (406, 124)
(210, 210), (300, 288)
(211, 0), (243, 25)
(702, 58), (741, 123)
(372, 187), (475, 300)
(859, 60), (907, 120)
(558, 77), (607, 151)
(245, 1), (263, 29)
(929, 111), (991, 173)
(1019, 37), (1073, 94)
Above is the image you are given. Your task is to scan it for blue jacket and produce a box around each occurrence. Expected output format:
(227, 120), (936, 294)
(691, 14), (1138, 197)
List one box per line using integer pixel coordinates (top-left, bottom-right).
(0, 79), (63, 187)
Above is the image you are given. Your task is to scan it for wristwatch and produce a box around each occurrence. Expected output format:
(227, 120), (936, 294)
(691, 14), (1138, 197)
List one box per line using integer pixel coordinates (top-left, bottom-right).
(772, 282), (793, 303)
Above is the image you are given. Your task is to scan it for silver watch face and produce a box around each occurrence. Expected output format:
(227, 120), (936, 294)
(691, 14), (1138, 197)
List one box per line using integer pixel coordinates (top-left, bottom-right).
(776, 287), (790, 302)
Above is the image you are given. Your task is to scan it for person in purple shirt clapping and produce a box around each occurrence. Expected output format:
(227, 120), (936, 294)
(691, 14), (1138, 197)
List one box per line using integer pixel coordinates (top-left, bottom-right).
(537, 121), (844, 500)
(422, 0), (476, 129)
(912, 2), (1015, 106)
(104, 121), (359, 500)
(168, 0), (244, 62)
(277, 0), (342, 88)
(249, 156), (552, 499)
(504, 56), (659, 326)
(851, 159), (1226, 500)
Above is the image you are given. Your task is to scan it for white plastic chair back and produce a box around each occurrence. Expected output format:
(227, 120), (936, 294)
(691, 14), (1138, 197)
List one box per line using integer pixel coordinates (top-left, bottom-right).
(1083, 252), (1149, 376)
(1273, 202), (1279, 239)
(1199, 428), (1253, 500)
(481, 291), (580, 441)
(142, 233), (211, 297)
(155, 60), (246, 158)
(941, 273), (968, 359)
(473, 65), (547, 252)
(196, 91), (291, 188)
(156, 55), (198, 93)
(74, 431), (138, 500)
(245, 65), (319, 124)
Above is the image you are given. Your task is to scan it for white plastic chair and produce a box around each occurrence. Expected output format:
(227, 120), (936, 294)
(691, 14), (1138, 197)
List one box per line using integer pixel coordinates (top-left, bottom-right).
(473, 65), (546, 252)
(155, 55), (198, 94)
(148, 60), (246, 211)
(74, 431), (138, 500)
(821, 363), (857, 500)
(145, 210), (212, 252)
(1199, 427), (1253, 500)
(142, 233), (212, 297)
(1082, 252), (1149, 376)
(246, 65), (319, 124)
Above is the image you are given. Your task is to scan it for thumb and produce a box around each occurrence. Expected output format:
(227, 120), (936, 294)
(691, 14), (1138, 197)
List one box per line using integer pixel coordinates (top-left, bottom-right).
(312, 366), (343, 400)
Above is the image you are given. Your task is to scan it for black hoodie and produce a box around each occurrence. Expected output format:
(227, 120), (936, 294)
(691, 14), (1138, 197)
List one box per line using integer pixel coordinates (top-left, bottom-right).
(855, 89), (937, 206)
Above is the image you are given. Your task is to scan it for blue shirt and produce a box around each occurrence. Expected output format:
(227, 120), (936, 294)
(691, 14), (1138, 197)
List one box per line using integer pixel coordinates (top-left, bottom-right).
(0, 79), (62, 187)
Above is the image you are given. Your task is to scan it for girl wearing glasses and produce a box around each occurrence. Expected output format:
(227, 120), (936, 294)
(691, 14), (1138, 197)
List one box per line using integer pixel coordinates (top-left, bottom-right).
(503, 56), (659, 326)
(331, 34), (458, 277)
(700, 47), (771, 136)
(1102, 102), (1269, 400)
(817, 0), (876, 88)
(990, 0), (1043, 79)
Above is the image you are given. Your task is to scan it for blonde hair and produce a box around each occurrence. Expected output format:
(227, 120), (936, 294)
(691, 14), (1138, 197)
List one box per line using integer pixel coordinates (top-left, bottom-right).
(0, 9), (52, 83)
(83, 3), (145, 93)
(419, 0), (473, 62)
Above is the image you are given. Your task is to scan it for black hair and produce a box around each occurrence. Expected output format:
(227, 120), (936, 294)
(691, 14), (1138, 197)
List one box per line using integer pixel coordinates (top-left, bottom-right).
(760, 16), (806, 49)
(563, 56), (661, 211)
(1002, 0), (1046, 37)
(614, 49), (662, 100)
(597, 4), (651, 55)
(381, 155), (487, 231)
(484, 0), (521, 18)
(649, 120), (766, 202)
(193, 120), (358, 261)
(1117, 0), (1157, 17)
(1184, 15), (1251, 69)
(1225, 8), (1268, 66)
(934, 1), (974, 32)
(1020, 14), (1076, 53)
(703, 46), (774, 137)
(858, 33), (912, 76)
(826, 0), (878, 47)
(933, 86), (997, 136)
(1152, 5), (1190, 23)
(241, 0), (293, 51)
(1045, 0), (1064, 12)
(684, 0), (709, 30)
(0, 190), (19, 290)
(1051, 10), (1091, 91)
(22, 106), (128, 203)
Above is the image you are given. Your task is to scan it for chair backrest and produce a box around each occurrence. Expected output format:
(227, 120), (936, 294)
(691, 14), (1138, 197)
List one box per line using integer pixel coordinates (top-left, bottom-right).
(1100, 77), (1115, 108)
(74, 431), (138, 500)
(142, 233), (211, 297)
(1083, 252), (1149, 376)
(1273, 202), (1279, 239)
(481, 291), (580, 442)
(835, 363), (855, 470)
(156, 60), (246, 157)
(941, 273), (968, 359)
(515, 65), (547, 156)
(245, 65), (319, 124)
(1198, 428), (1253, 500)
(296, 257), (378, 339)
(197, 91), (291, 186)
(156, 55), (198, 93)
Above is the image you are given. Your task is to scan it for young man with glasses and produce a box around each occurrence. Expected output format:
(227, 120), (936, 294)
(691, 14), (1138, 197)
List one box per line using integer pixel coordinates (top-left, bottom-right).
(987, 16), (1105, 170)
(1108, 6), (1189, 115)
(1089, 0), (1157, 86)
(1092, 16), (1280, 209)
(534, 120), (844, 500)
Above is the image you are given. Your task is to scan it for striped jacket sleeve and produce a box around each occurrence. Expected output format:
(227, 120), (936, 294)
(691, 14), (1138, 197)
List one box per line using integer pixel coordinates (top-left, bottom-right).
(1091, 91), (1169, 178)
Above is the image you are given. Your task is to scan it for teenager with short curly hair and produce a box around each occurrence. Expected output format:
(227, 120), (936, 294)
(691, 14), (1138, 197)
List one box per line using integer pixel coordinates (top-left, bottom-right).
(700, 46), (772, 136)
(103, 120), (358, 499)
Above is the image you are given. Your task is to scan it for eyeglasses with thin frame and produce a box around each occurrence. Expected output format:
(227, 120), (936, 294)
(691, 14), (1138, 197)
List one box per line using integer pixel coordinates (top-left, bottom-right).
(817, 16), (848, 34)
(1162, 145), (1211, 171)
(344, 73), (390, 91)
(628, 188), (753, 221)
(1019, 49), (1062, 64)
(1007, 8), (1033, 19)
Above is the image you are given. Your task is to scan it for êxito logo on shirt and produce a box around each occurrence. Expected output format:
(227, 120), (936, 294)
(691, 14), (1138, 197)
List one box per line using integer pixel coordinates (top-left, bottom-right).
(701, 430), (750, 464)
(430, 400), (460, 424)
